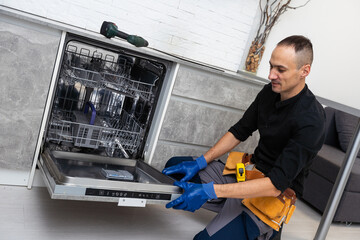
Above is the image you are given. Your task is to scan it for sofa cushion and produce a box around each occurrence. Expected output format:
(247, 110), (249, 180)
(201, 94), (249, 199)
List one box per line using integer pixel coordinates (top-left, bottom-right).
(323, 107), (340, 148)
(303, 170), (360, 223)
(309, 144), (360, 192)
(335, 110), (360, 158)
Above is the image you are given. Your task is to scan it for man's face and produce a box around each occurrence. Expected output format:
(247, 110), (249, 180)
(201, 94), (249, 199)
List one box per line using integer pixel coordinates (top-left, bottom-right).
(268, 45), (309, 100)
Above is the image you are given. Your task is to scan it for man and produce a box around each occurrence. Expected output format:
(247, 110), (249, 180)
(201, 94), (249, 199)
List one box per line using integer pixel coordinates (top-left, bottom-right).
(162, 35), (326, 239)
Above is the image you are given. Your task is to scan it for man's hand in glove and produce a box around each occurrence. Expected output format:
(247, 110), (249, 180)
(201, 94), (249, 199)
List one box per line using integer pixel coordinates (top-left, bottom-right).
(162, 155), (207, 182)
(166, 181), (217, 212)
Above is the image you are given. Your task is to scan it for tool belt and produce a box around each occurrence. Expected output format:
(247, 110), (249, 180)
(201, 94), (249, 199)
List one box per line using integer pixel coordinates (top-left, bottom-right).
(223, 152), (297, 231)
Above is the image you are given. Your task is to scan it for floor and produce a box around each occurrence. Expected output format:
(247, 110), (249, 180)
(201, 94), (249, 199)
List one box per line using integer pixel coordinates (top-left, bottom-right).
(0, 185), (359, 240)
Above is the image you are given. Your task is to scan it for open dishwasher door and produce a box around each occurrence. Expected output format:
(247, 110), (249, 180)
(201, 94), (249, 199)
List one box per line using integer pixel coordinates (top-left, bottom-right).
(39, 149), (181, 205)
(35, 32), (181, 206)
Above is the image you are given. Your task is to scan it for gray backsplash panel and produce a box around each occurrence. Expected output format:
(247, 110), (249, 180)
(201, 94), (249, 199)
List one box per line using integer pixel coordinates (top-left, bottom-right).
(172, 65), (262, 110)
(152, 65), (264, 170)
(159, 99), (243, 146)
(0, 20), (60, 170)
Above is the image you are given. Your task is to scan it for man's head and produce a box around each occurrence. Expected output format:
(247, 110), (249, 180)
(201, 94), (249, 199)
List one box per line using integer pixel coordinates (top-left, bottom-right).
(277, 35), (313, 68)
(268, 35), (313, 101)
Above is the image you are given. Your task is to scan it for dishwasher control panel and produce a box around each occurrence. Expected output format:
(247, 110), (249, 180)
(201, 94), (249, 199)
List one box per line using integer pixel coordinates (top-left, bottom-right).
(85, 188), (172, 200)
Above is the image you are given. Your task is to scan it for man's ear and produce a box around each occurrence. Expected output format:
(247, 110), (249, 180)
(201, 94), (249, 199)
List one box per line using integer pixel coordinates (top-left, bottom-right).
(301, 64), (311, 78)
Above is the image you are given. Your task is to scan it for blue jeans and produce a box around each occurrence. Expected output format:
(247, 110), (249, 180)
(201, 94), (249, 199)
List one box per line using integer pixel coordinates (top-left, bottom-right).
(194, 211), (261, 240)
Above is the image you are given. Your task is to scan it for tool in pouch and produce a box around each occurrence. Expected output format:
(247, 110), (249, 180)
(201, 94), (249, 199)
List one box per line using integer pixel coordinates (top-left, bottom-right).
(236, 163), (246, 182)
(223, 152), (297, 231)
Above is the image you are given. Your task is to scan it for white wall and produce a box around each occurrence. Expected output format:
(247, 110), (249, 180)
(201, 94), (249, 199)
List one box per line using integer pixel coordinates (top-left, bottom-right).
(0, 0), (258, 71)
(256, 0), (360, 110)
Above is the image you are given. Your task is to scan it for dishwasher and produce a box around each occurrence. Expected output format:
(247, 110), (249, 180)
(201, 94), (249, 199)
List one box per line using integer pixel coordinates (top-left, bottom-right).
(35, 32), (181, 206)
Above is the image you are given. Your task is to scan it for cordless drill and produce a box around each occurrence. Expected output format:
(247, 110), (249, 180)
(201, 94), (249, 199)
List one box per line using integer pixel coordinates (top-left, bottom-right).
(100, 21), (149, 47)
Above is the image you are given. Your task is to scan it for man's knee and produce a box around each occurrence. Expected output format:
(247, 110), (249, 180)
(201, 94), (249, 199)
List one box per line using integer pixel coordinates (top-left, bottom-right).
(164, 156), (194, 168)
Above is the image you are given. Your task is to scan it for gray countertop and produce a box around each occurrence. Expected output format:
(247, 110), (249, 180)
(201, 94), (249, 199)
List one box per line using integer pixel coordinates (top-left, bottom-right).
(0, 5), (268, 87)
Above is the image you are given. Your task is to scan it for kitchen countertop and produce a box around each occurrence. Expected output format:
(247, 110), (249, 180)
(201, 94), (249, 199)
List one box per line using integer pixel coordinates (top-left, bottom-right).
(0, 5), (269, 87)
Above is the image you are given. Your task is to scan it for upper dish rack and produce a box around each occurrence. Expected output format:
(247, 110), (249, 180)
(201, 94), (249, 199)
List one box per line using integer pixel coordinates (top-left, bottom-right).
(61, 44), (158, 102)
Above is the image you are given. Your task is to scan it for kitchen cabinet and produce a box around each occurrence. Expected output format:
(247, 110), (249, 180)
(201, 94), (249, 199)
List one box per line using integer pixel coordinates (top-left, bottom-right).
(0, 14), (61, 185)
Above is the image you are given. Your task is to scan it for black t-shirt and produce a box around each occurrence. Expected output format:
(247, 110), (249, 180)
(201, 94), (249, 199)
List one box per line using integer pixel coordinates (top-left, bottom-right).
(229, 83), (326, 196)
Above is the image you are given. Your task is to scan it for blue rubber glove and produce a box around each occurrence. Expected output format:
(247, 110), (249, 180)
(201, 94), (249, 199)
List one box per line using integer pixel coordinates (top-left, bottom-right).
(162, 155), (207, 182)
(166, 181), (217, 212)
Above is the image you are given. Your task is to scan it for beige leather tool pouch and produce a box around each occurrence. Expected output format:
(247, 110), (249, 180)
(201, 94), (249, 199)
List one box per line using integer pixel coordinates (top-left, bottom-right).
(223, 152), (297, 231)
(242, 188), (297, 231)
(222, 152), (264, 179)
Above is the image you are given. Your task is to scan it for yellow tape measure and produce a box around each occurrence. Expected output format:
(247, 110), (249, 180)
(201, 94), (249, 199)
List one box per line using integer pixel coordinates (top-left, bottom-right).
(236, 163), (246, 182)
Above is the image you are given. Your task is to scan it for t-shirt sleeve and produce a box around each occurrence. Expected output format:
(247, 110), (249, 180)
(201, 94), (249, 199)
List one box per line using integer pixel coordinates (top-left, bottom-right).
(228, 87), (263, 141)
(267, 112), (326, 192)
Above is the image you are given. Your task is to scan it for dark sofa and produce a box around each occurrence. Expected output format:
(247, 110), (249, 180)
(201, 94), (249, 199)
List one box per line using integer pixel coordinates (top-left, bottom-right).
(302, 107), (360, 223)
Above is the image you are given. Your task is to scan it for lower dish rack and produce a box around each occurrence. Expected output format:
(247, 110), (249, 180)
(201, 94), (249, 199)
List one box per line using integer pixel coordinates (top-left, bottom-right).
(47, 109), (143, 157)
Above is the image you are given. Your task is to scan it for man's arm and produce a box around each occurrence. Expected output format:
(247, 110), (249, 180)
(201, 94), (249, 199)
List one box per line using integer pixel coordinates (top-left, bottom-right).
(204, 132), (283, 199)
(175, 131), (281, 200)
(214, 177), (281, 199)
(203, 132), (241, 164)
(166, 176), (282, 212)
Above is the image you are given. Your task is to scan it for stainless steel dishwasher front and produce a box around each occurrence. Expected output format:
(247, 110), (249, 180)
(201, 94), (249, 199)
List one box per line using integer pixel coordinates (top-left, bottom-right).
(39, 149), (181, 204)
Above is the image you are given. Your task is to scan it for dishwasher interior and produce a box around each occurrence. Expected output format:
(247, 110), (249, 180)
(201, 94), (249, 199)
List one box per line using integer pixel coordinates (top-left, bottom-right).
(47, 40), (161, 158)
(38, 33), (181, 205)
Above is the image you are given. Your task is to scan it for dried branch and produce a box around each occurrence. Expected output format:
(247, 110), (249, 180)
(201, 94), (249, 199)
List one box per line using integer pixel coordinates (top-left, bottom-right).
(253, 0), (310, 45)
(245, 0), (310, 72)
(288, 0), (311, 9)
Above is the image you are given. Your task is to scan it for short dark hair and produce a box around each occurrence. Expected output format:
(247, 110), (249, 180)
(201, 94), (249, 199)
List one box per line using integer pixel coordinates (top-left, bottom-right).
(277, 35), (313, 68)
